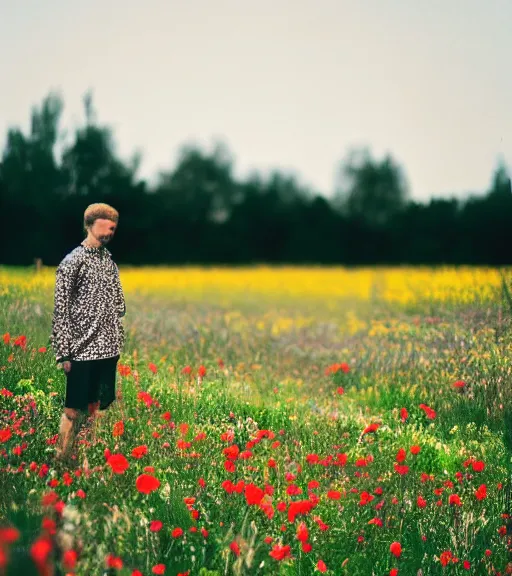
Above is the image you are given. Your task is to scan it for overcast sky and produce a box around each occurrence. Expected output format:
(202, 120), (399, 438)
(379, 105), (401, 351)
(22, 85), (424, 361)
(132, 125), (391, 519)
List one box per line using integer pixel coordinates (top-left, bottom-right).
(1, 0), (510, 200)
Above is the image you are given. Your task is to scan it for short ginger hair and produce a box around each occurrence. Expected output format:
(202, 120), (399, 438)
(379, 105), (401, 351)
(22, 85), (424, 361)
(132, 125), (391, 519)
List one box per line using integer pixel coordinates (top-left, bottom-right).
(83, 203), (119, 233)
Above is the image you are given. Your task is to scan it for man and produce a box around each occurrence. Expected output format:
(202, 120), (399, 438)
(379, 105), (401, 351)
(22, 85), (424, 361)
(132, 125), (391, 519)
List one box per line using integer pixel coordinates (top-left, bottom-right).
(50, 203), (126, 464)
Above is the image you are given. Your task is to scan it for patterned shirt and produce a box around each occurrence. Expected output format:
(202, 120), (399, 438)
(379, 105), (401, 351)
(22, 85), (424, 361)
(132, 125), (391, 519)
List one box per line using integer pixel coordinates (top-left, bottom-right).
(50, 244), (126, 363)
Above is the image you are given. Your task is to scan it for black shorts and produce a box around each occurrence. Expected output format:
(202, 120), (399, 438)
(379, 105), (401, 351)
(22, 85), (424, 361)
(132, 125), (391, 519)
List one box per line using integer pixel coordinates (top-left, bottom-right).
(65, 355), (120, 412)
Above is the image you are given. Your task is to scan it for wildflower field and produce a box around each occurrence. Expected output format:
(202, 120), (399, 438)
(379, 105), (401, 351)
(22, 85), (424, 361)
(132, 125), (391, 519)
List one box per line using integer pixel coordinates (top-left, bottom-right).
(2, 265), (512, 576)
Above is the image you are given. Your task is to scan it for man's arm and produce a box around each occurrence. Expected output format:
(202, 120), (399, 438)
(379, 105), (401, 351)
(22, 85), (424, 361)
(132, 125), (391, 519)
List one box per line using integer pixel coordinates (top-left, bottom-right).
(50, 260), (77, 364)
(113, 263), (126, 318)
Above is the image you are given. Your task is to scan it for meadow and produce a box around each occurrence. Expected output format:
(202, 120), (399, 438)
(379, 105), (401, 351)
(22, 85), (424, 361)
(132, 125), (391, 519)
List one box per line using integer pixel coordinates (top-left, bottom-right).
(2, 265), (512, 575)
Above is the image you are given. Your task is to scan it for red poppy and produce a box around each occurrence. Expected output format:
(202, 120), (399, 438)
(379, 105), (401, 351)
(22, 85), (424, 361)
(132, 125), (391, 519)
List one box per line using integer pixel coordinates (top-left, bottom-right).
(31, 536), (52, 566)
(327, 490), (341, 500)
(136, 474), (160, 494)
(54, 501), (65, 516)
(305, 454), (319, 465)
(448, 494), (462, 507)
(245, 483), (264, 506)
(475, 484), (487, 500)
(439, 550), (455, 566)
(13, 335), (27, 349)
(0, 428), (12, 443)
(42, 517), (56, 535)
(296, 522), (308, 542)
(390, 541), (402, 558)
(325, 362), (350, 375)
(286, 484), (302, 496)
(269, 544), (291, 561)
(132, 445), (148, 459)
(223, 445), (240, 460)
(0, 526), (20, 544)
(107, 454), (129, 474)
(359, 491), (374, 506)
(63, 549), (78, 570)
(419, 404), (436, 419)
(395, 448), (406, 463)
(176, 439), (191, 450)
(335, 453), (347, 466)
(106, 554), (123, 569)
(118, 364), (131, 377)
(220, 429), (235, 443)
(288, 500), (315, 523)
(394, 464), (409, 476)
(314, 517), (329, 531)
(362, 423), (380, 435)
(41, 491), (59, 507)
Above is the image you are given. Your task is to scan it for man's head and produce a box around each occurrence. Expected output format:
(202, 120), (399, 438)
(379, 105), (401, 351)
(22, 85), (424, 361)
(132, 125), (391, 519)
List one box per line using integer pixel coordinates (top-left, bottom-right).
(83, 203), (119, 247)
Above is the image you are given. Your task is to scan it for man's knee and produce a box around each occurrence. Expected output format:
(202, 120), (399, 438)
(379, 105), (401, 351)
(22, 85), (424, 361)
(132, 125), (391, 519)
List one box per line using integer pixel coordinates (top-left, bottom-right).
(88, 401), (100, 416)
(64, 408), (79, 421)
(62, 408), (85, 432)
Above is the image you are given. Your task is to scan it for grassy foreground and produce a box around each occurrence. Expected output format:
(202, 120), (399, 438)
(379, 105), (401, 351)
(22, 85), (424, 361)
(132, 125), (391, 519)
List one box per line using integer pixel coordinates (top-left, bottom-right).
(2, 265), (512, 575)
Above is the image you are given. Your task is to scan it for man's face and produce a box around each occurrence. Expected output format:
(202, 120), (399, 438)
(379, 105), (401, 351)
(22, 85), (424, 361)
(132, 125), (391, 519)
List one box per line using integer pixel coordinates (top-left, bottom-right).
(90, 218), (117, 245)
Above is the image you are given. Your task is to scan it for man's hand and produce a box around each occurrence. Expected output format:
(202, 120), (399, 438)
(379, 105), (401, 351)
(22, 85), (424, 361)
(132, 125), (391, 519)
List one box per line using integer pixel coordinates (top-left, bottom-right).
(62, 361), (72, 373)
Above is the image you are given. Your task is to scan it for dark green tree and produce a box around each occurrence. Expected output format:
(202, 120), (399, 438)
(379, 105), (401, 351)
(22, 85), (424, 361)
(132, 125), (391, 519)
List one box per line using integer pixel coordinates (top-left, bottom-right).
(334, 147), (409, 227)
(0, 92), (65, 264)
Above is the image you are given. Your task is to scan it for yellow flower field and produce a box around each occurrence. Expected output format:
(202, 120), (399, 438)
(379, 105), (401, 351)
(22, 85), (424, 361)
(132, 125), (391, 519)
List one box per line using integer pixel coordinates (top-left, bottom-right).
(2, 265), (512, 575)
(1, 265), (509, 305)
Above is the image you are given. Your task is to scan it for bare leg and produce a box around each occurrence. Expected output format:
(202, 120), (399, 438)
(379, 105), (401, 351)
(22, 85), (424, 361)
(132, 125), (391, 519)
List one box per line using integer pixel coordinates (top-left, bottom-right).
(55, 408), (81, 461)
(88, 401), (100, 416)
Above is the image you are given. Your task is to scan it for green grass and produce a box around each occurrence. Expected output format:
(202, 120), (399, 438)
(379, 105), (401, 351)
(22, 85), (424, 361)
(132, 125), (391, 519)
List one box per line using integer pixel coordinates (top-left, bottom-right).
(2, 270), (512, 575)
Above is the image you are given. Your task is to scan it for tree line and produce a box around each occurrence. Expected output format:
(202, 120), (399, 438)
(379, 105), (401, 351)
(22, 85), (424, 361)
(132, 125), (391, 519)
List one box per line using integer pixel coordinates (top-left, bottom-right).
(1, 92), (511, 267)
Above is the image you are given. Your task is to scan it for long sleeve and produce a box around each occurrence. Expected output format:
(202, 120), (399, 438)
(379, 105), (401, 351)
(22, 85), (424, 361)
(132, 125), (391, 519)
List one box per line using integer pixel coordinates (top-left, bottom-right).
(114, 264), (126, 318)
(50, 261), (77, 363)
